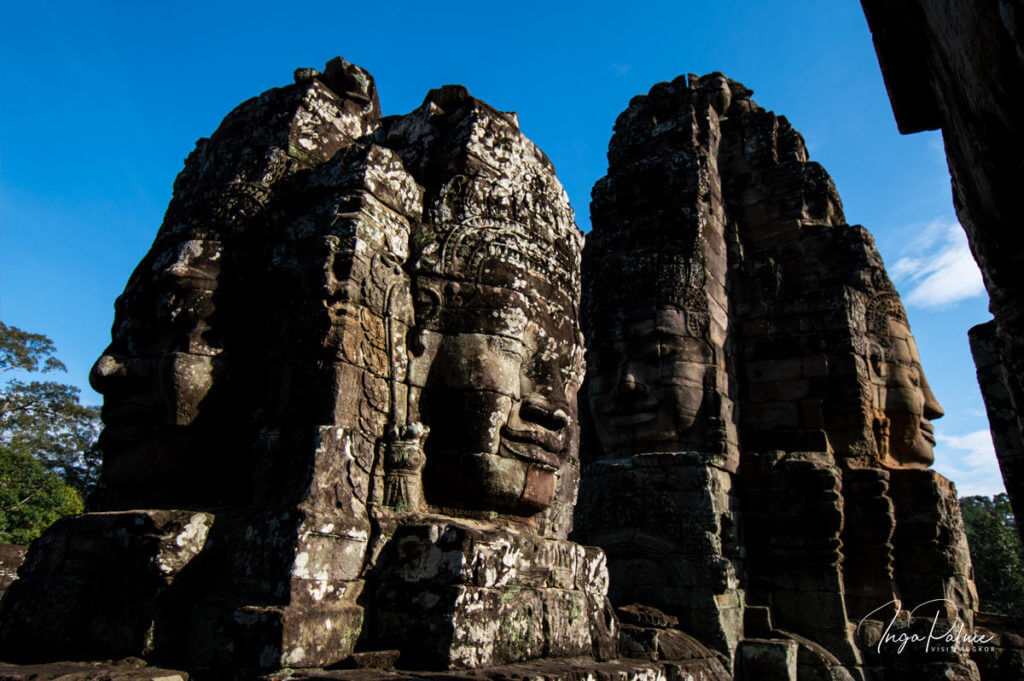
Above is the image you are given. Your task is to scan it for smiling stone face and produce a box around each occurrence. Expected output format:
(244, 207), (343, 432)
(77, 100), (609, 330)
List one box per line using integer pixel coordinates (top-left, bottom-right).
(587, 303), (714, 457)
(414, 272), (583, 515)
(870, 314), (944, 468)
(867, 293), (944, 468)
(380, 86), (585, 524)
(582, 244), (721, 460)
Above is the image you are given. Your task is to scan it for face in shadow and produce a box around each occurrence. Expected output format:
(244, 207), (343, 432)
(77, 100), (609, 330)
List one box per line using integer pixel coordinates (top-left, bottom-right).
(588, 304), (713, 457)
(417, 282), (582, 515)
(90, 238), (225, 498)
(869, 316), (944, 468)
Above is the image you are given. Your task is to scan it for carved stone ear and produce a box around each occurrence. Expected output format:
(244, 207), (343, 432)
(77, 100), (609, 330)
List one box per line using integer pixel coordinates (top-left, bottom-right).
(409, 285), (442, 356)
(413, 283), (441, 320)
(407, 327), (427, 357)
(873, 411), (891, 460)
(867, 342), (887, 382)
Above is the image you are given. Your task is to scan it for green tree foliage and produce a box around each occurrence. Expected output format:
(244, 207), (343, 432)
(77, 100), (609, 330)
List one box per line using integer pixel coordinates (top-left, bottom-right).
(960, 493), (1024, 615)
(0, 322), (100, 544)
(0, 322), (101, 493)
(0, 443), (83, 544)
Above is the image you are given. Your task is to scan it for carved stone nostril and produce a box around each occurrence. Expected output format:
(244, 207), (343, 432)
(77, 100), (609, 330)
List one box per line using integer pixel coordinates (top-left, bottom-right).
(95, 355), (119, 377)
(521, 398), (569, 431)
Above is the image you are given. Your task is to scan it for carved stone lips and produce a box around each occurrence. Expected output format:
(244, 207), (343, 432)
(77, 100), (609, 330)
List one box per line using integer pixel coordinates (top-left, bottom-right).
(920, 420), (936, 445)
(102, 400), (160, 428)
(98, 422), (157, 448)
(607, 406), (660, 427)
(99, 399), (164, 447)
(500, 427), (564, 470)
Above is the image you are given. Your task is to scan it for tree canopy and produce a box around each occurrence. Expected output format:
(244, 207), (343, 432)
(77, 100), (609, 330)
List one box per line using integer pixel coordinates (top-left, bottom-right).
(0, 443), (82, 545)
(960, 493), (1024, 616)
(0, 322), (99, 544)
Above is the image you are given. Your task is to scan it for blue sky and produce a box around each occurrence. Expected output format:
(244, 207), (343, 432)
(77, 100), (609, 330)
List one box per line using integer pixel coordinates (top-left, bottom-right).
(1, 1), (1000, 494)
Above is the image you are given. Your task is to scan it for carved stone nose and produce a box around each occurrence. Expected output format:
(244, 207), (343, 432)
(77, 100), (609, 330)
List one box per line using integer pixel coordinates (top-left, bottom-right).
(924, 402), (945, 420)
(89, 353), (125, 393)
(615, 369), (648, 398)
(923, 385), (945, 420)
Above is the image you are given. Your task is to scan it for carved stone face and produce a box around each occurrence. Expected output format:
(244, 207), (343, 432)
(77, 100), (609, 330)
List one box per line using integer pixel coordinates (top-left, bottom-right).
(90, 238), (224, 495)
(871, 316), (944, 468)
(588, 304), (713, 457)
(419, 283), (581, 515)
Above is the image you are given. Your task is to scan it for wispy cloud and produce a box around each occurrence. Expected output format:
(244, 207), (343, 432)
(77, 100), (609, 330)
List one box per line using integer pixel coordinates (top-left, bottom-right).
(932, 428), (1005, 497)
(610, 63), (631, 76)
(927, 133), (948, 166)
(890, 221), (985, 309)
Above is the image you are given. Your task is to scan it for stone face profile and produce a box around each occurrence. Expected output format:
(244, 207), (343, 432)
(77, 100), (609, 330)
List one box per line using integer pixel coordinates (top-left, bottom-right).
(0, 59), (989, 681)
(89, 237), (226, 503)
(865, 291), (945, 468)
(87, 56), (384, 511)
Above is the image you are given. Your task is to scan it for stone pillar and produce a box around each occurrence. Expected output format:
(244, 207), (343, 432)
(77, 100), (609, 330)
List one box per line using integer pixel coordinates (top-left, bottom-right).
(889, 470), (978, 625)
(969, 320), (1024, 542)
(575, 454), (742, 658)
(861, 0), (1024, 544)
(742, 452), (861, 668)
(576, 73), (744, 663)
(840, 468), (898, 623)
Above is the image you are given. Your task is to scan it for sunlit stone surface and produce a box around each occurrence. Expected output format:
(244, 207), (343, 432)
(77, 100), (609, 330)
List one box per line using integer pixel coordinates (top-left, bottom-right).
(0, 60), (986, 681)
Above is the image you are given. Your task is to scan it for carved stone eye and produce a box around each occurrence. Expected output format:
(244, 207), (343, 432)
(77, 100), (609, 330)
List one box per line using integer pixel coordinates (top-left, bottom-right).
(488, 335), (524, 360)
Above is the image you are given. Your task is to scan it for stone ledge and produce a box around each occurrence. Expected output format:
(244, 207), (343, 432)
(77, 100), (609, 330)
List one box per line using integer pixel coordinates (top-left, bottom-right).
(0, 657), (730, 681)
(0, 660), (189, 681)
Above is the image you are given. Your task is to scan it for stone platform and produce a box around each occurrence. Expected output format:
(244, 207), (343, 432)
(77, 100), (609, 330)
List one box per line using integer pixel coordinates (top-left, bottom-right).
(364, 521), (618, 669)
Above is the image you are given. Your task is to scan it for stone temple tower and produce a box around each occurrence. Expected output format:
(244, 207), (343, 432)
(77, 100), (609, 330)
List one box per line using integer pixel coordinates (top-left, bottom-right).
(575, 73), (980, 681)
